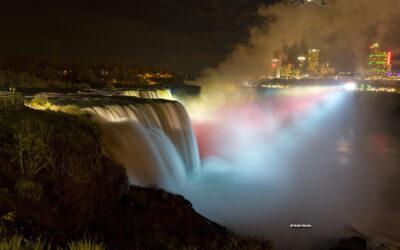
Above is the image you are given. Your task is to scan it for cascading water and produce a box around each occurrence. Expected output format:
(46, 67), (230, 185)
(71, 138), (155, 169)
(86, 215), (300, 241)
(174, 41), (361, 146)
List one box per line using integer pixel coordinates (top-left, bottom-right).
(85, 101), (200, 190)
(123, 89), (173, 100)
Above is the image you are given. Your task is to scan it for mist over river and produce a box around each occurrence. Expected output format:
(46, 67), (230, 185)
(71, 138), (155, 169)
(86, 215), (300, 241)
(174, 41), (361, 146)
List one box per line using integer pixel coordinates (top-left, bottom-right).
(179, 89), (400, 249)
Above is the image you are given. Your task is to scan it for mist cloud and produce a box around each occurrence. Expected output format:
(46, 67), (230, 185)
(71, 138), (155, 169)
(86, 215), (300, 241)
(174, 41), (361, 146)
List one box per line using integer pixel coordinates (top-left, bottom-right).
(198, 0), (400, 91)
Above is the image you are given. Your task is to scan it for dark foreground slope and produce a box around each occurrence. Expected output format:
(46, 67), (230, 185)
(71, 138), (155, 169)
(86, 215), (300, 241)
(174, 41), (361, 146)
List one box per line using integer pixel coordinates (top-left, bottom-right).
(0, 107), (273, 250)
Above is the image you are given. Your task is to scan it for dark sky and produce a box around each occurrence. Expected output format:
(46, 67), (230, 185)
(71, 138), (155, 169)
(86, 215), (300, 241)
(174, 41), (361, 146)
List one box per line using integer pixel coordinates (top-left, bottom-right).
(1, 1), (398, 74)
(0, 0), (274, 74)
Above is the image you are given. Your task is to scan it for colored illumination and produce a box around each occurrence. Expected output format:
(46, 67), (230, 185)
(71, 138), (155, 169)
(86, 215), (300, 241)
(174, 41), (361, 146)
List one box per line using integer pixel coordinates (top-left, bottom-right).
(368, 43), (388, 76)
(387, 51), (391, 66)
(370, 43), (380, 49)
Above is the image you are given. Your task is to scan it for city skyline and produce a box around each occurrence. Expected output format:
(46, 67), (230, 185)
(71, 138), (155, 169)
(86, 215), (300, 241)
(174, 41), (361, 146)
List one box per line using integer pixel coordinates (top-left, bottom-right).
(270, 42), (399, 80)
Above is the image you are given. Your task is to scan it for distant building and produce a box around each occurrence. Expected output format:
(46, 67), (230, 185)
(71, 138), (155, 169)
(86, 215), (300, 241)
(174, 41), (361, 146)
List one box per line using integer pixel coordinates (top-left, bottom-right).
(387, 51), (392, 74)
(368, 43), (391, 77)
(297, 56), (306, 75)
(307, 49), (320, 77)
(271, 59), (281, 78)
(281, 63), (295, 79)
(320, 62), (336, 78)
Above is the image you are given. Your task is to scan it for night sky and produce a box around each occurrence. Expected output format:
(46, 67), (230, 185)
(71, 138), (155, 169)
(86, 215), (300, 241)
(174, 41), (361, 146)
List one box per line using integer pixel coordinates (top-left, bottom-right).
(0, 0), (276, 74)
(1, 0), (398, 74)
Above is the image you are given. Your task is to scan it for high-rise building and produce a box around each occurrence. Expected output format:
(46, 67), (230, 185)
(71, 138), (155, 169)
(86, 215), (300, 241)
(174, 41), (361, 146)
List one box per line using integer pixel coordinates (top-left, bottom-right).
(281, 63), (295, 79)
(368, 43), (390, 76)
(320, 62), (336, 78)
(307, 49), (320, 77)
(297, 56), (306, 75)
(271, 58), (281, 78)
(387, 51), (392, 74)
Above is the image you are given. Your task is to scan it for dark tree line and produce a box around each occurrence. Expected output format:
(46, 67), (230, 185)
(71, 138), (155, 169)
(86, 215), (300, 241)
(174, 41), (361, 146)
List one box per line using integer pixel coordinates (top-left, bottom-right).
(0, 57), (182, 89)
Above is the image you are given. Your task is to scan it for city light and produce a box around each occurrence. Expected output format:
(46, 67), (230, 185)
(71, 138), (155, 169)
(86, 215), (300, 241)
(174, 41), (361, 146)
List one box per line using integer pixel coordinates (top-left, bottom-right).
(267, 44), (397, 81)
(343, 82), (357, 91)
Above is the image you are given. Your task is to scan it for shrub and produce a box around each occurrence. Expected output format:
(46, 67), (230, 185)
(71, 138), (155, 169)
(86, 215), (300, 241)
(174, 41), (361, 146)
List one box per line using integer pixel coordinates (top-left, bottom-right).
(60, 105), (83, 115)
(13, 119), (53, 179)
(30, 96), (48, 107)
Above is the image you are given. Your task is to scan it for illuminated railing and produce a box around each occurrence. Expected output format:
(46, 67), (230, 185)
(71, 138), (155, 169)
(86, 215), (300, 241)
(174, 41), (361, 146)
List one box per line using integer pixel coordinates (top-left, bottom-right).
(0, 92), (24, 108)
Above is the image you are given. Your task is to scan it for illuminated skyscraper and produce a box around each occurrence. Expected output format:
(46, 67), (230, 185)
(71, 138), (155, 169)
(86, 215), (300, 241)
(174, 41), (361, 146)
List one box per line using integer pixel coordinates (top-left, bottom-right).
(307, 49), (320, 77)
(281, 63), (295, 79)
(387, 51), (392, 74)
(271, 58), (281, 78)
(297, 56), (306, 75)
(368, 43), (390, 76)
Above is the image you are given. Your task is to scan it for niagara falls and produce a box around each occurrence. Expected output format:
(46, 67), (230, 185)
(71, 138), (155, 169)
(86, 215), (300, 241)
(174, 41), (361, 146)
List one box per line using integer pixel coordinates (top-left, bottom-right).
(1, 0), (400, 249)
(72, 86), (399, 249)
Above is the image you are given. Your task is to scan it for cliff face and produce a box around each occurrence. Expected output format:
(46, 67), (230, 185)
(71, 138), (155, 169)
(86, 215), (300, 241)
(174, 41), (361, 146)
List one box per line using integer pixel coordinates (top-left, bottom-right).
(101, 186), (274, 250)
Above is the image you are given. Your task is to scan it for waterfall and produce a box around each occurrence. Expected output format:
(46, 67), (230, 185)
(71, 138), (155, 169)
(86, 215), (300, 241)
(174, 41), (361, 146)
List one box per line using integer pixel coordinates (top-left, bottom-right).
(85, 101), (200, 189)
(123, 89), (173, 100)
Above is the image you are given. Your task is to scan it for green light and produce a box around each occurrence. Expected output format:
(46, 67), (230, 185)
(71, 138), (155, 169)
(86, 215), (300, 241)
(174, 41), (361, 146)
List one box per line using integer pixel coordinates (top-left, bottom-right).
(370, 53), (387, 57)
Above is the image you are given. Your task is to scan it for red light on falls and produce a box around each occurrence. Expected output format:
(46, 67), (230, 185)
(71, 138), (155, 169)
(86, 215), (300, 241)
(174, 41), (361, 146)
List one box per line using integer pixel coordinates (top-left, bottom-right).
(387, 51), (391, 65)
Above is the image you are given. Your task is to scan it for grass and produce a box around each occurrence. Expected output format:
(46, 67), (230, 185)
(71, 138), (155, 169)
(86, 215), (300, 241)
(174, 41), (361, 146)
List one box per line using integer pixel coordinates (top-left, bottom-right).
(0, 223), (105, 250)
(0, 235), (46, 250)
(67, 237), (106, 250)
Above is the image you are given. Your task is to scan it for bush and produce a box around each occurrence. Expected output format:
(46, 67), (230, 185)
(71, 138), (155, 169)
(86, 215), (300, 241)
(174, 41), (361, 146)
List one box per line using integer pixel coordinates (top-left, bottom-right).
(30, 96), (48, 107)
(13, 119), (53, 179)
(60, 105), (82, 115)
